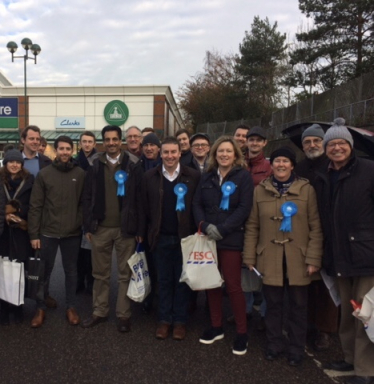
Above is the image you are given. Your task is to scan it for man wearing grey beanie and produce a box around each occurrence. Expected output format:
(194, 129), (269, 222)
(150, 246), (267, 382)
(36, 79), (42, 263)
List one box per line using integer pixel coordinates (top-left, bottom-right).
(314, 118), (374, 383)
(295, 124), (338, 352)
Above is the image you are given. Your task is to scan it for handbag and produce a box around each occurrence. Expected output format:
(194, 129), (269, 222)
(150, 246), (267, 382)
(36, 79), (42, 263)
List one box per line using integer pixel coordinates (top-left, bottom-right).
(241, 265), (262, 292)
(127, 243), (151, 303)
(26, 250), (45, 300)
(0, 256), (25, 306)
(180, 229), (223, 291)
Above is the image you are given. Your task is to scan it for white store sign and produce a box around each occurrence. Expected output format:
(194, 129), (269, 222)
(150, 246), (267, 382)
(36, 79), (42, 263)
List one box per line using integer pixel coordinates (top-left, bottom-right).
(55, 117), (85, 129)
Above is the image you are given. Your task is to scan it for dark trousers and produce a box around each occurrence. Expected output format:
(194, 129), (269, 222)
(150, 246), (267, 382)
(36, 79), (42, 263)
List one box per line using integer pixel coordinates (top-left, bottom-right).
(308, 279), (339, 333)
(263, 282), (308, 355)
(207, 249), (247, 334)
(153, 234), (190, 324)
(77, 247), (93, 288)
(36, 235), (81, 310)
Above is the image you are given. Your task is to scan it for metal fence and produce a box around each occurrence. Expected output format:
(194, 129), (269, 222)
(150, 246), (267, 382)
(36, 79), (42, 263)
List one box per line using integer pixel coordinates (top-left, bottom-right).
(196, 71), (374, 143)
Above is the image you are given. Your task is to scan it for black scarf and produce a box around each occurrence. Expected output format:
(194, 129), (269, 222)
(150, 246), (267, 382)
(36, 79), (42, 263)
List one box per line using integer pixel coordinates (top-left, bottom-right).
(78, 148), (97, 171)
(272, 173), (295, 195)
(52, 158), (75, 172)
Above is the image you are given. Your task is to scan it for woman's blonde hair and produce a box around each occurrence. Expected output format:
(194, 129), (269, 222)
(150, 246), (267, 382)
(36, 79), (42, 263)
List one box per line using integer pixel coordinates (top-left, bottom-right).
(206, 136), (245, 172)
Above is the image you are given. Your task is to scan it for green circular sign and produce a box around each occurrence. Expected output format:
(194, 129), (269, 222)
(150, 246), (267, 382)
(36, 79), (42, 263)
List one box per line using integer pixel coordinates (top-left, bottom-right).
(104, 100), (129, 125)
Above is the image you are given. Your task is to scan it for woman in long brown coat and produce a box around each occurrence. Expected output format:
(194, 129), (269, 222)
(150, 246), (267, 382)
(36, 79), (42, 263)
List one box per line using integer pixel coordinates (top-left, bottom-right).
(243, 147), (323, 367)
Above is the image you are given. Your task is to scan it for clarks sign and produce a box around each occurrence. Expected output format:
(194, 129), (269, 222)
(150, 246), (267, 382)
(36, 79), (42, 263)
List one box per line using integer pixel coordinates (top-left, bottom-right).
(55, 117), (85, 129)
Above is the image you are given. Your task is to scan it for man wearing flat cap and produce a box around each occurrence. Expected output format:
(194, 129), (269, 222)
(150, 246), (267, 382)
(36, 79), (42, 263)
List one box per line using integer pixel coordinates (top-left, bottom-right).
(314, 118), (374, 384)
(245, 126), (272, 186)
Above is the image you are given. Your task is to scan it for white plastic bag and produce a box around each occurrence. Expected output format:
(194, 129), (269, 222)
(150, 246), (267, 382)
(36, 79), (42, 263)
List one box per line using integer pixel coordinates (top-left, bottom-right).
(127, 249), (151, 303)
(180, 232), (223, 290)
(352, 286), (374, 343)
(0, 256), (25, 306)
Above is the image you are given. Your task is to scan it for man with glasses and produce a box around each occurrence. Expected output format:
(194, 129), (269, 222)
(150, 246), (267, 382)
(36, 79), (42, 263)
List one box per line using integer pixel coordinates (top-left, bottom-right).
(295, 123), (338, 352)
(190, 133), (210, 173)
(125, 126), (143, 158)
(314, 118), (374, 384)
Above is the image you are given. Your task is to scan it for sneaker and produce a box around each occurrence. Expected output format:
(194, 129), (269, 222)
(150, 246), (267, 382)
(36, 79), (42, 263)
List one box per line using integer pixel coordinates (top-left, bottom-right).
(232, 333), (248, 356)
(199, 327), (224, 344)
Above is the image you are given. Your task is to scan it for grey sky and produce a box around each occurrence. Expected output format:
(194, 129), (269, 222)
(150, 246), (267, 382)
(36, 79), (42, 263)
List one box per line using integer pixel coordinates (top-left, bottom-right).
(0, 0), (307, 95)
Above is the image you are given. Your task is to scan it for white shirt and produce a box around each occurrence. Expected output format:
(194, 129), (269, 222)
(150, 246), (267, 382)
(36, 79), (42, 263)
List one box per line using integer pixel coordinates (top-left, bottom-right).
(106, 153), (120, 165)
(162, 163), (180, 182)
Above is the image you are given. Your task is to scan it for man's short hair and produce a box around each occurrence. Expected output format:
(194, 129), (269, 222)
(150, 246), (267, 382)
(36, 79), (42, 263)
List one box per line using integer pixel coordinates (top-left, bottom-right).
(142, 127), (155, 134)
(175, 128), (190, 139)
(234, 124), (250, 135)
(54, 135), (73, 149)
(161, 136), (181, 151)
(101, 125), (122, 141)
(80, 131), (96, 142)
(40, 136), (47, 145)
(21, 125), (41, 140)
(125, 126), (142, 137)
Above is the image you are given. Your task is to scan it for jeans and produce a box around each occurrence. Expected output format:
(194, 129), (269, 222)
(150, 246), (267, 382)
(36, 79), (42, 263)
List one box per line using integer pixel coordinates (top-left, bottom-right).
(153, 234), (190, 324)
(36, 235), (81, 310)
(245, 291), (267, 317)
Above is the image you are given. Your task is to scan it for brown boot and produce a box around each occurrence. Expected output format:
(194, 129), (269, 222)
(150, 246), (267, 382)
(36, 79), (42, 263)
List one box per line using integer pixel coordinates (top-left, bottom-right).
(31, 309), (45, 328)
(66, 308), (80, 325)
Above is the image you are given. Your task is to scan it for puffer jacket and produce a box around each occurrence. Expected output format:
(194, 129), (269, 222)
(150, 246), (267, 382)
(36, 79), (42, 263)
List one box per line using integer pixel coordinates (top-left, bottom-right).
(193, 166), (253, 251)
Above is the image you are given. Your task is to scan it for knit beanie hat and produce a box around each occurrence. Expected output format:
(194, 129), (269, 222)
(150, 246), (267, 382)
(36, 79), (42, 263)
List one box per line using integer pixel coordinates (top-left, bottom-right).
(270, 146), (297, 166)
(301, 124), (325, 141)
(3, 149), (24, 165)
(142, 133), (161, 148)
(323, 118), (354, 149)
(246, 126), (267, 140)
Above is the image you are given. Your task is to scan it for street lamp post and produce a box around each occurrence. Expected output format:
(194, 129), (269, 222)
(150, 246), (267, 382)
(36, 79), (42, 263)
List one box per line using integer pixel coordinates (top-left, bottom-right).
(6, 38), (41, 127)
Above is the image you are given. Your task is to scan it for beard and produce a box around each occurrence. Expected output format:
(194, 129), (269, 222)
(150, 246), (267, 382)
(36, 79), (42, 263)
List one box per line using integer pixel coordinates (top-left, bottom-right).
(305, 148), (324, 159)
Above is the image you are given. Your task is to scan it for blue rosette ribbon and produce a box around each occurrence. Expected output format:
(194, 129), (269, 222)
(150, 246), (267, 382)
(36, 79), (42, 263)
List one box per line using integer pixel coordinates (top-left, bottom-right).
(174, 183), (188, 211)
(220, 181), (236, 210)
(279, 202), (298, 232)
(115, 170), (128, 196)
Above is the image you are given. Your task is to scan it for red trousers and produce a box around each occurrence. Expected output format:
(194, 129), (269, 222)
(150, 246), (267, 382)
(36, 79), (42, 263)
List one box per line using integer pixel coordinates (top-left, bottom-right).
(207, 249), (247, 334)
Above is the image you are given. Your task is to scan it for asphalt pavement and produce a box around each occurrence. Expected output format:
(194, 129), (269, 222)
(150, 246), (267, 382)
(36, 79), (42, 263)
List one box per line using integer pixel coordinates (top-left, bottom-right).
(0, 251), (352, 384)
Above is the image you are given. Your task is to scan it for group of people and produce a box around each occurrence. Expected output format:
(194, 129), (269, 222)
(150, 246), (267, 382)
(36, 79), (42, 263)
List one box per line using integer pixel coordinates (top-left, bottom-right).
(1, 119), (374, 384)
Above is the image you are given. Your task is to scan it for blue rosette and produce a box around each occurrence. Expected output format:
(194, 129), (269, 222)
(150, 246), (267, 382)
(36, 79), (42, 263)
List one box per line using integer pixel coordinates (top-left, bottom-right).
(115, 170), (128, 196)
(174, 183), (188, 211)
(220, 181), (236, 210)
(279, 202), (298, 232)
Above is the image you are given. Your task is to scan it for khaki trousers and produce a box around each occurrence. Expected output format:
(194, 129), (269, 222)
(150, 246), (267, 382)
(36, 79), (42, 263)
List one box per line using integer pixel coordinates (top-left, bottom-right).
(91, 226), (135, 318)
(338, 276), (374, 376)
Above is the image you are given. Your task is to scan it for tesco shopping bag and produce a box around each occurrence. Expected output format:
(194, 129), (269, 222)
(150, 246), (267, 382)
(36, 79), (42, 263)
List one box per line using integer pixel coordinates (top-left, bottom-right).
(180, 232), (223, 290)
(127, 244), (151, 303)
(0, 256), (25, 306)
(351, 286), (374, 343)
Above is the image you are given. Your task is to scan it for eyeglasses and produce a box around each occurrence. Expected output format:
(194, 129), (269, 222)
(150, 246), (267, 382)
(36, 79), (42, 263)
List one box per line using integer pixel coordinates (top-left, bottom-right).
(303, 138), (323, 146)
(127, 135), (141, 140)
(326, 141), (350, 149)
(191, 143), (209, 149)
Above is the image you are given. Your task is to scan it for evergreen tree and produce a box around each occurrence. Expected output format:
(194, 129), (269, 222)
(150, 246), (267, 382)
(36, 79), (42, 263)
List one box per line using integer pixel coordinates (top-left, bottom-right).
(294, 0), (374, 89)
(236, 16), (288, 119)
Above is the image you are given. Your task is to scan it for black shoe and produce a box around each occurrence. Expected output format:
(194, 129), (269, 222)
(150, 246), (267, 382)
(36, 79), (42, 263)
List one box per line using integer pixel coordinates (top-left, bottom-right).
(117, 317), (131, 333)
(232, 333), (248, 356)
(81, 315), (107, 328)
(265, 349), (280, 361)
(199, 327), (224, 344)
(325, 360), (354, 372)
(288, 353), (303, 367)
(142, 301), (152, 315)
(346, 376), (374, 384)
